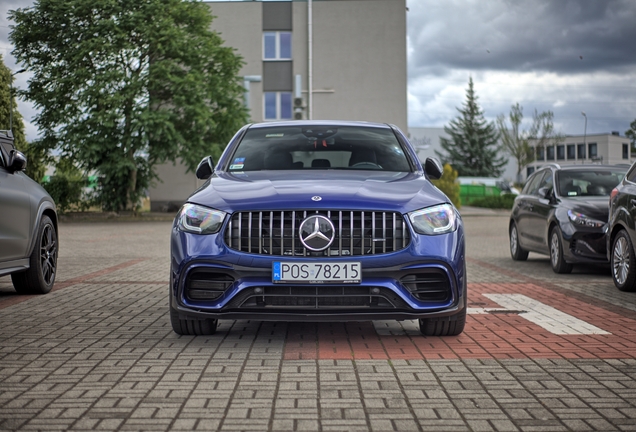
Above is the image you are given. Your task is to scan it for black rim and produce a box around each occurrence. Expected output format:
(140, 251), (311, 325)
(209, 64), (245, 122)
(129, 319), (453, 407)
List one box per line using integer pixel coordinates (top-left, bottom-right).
(40, 224), (57, 285)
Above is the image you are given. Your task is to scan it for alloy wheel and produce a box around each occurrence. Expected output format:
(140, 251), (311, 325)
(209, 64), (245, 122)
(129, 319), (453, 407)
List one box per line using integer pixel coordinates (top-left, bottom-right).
(550, 232), (559, 268)
(613, 236), (630, 286)
(510, 226), (518, 254)
(40, 224), (57, 285)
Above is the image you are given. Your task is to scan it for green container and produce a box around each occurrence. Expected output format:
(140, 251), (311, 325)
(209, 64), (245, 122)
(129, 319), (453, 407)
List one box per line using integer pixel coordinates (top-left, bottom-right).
(459, 184), (502, 205)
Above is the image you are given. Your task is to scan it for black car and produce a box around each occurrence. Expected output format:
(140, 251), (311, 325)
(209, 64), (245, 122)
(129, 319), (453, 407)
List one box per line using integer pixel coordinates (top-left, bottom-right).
(509, 164), (627, 273)
(607, 162), (636, 292)
(0, 131), (58, 294)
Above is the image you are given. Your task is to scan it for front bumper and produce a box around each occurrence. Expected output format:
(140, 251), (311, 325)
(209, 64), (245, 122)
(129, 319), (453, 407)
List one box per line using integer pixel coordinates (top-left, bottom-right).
(169, 222), (467, 321)
(560, 221), (608, 263)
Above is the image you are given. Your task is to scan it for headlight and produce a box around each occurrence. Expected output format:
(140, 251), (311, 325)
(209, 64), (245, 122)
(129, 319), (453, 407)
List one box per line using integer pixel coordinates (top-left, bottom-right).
(567, 210), (604, 228)
(177, 204), (226, 234)
(409, 203), (457, 235)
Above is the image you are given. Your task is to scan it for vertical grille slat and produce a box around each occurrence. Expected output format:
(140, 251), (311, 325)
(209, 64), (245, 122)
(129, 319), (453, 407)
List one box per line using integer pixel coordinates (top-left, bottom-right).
(225, 210), (410, 256)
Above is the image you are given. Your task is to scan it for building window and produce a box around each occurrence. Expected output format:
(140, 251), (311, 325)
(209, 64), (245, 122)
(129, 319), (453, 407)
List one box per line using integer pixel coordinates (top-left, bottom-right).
(526, 166), (535, 177)
(577, 143), (586, 159)
(567, 144), (576, 160)
(557, 145), (565, 160)
(264, 92), (293, 120)
(623, 143), (629, 159)
(588, 143), (598, 158)
(546, 146), (555, 161)
(536, 146), (545, 161)
(263, 32), (292, 60)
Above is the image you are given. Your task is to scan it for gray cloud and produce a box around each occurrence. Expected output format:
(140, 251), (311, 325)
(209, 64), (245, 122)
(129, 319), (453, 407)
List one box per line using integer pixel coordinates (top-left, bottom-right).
(408, 0), (636, 77)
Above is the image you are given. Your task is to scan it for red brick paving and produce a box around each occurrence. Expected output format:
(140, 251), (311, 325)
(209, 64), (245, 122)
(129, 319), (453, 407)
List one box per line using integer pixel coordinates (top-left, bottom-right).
(283, 282), (636, 361)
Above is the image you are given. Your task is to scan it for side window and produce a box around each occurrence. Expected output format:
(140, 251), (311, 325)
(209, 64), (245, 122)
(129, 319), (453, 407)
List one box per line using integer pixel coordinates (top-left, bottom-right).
(522, 171), (544, 195)
(535, 170), (553, 195)
(627, 165), (636, 183)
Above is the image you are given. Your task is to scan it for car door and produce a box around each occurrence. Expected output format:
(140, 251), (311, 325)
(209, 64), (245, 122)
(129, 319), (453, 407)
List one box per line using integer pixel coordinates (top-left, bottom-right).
(515, 170), (546, 250)
(526, 170), (554, 252)
(0, 149), (32, 262)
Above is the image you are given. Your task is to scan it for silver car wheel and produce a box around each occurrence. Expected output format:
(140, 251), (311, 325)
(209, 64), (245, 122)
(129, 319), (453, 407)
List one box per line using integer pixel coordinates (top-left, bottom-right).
(613, 236), (630, 286)
(510, 226), (518, 254)
(550, 231), (559, 267)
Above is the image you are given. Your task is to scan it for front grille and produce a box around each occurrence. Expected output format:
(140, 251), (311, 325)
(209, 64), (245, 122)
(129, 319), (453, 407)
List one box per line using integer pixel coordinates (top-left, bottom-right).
(400, 270), (451, 302)
(229, 285), (408, 309)
(224, 210), (410, 256)
(185, 271), (234, 301)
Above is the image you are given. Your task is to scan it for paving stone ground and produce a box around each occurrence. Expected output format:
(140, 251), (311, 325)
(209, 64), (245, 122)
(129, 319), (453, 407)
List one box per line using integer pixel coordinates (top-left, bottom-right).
(1, 214), (635, 431)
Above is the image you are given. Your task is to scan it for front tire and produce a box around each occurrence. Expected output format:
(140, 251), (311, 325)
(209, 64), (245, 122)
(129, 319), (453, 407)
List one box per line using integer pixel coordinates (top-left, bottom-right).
(549, 227), (573, 274)
(611, 230), (636, 292)
(170, 308), (218, 335)
(11, 215), (57, 294)
(509, 222), (529, 261)
(419, 308), (466, 336)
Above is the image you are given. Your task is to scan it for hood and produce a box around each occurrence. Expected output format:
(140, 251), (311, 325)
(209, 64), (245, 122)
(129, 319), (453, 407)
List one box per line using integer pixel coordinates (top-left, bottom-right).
(563, 196), (610, 222)
(187, 170), (448, 214)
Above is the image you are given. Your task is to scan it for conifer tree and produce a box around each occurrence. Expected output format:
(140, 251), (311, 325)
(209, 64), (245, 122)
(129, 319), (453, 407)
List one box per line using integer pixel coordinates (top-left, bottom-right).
(436, 78), (507, 177)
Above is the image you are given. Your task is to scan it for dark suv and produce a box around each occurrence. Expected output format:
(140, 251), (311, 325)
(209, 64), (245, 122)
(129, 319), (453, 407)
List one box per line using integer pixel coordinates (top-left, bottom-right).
(510, 163), (626, 273)
(0, 131), (58, 294)
(607, 162), (636, 292)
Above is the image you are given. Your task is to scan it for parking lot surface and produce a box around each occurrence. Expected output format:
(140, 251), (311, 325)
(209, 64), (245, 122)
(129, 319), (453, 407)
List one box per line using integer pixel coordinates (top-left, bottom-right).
(1, 213), (635, 431)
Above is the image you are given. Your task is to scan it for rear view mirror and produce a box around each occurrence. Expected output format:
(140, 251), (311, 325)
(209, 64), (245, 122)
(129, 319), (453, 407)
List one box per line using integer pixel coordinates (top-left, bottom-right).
(8, 150), (27, 173)
(424, 157), (443, 180)
(195, 156), (215, 180)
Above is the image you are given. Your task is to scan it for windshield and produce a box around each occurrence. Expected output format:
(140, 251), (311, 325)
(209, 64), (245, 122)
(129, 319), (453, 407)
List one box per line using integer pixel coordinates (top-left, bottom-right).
(556, 169), (626, 197)
(227, 125), (412, 172)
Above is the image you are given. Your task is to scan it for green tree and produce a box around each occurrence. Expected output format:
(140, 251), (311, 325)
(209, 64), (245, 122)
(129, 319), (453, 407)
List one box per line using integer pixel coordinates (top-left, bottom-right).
(10, 0), (248, 213)
(627, 119), (636, 156)
(431, 163), (461, 209)
(0, 54), (49, 182)
(497, 103), (564, 183)
(436, 77), (507, 177)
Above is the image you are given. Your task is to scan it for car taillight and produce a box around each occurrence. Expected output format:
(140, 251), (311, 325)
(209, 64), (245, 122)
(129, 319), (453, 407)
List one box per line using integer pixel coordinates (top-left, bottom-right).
(610, 187), (619, 200)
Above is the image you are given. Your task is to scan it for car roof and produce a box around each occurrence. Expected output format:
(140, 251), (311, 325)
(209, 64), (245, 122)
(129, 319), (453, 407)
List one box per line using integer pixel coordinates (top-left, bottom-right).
(246, 120), (393, 130)
(539, 164), (629, 172)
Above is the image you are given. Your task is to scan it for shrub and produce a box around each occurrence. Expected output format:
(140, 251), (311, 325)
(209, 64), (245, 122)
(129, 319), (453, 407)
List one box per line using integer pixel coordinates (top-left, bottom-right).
(42, 158), (90, 214)
(431, 163), (461, 209)
(470, 193), (516, 209)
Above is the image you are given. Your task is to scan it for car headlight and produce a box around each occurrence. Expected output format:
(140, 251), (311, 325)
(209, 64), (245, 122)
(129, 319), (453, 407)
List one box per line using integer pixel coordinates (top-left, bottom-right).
(567, 210), (604, 228)
(409, 204), (457, 235)
(177, 204), (226, 234)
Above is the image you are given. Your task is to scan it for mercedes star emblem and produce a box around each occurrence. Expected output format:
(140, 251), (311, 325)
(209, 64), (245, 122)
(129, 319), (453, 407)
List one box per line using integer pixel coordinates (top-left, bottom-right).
(299, 215), (335, 251)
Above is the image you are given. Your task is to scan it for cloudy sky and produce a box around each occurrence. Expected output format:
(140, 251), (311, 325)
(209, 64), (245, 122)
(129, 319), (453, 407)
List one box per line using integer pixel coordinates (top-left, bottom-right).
(2, 0), (636, 141)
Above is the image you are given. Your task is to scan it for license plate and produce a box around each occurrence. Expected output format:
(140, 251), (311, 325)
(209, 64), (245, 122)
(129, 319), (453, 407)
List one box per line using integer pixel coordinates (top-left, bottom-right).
(273, 262), (361, 283)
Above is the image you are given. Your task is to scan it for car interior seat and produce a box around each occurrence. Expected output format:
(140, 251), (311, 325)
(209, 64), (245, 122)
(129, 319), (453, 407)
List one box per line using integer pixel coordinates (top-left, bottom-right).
(311, 159), (331, 168)
(348, 149), (377, 166)
(264, 152), (293, 170)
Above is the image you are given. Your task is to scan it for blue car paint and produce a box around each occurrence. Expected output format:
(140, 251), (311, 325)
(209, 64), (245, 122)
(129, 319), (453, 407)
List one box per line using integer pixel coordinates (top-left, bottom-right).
(170, 121), (466, 323)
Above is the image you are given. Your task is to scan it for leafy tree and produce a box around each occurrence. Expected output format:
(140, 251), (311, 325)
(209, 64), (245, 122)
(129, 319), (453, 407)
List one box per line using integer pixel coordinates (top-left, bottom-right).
(0, 54), (49, 182)
(437, 77), (507, 177)
(627, 119), (636, 156)
(432, 163), (461, 209)
(497, 103), (564, 183)
(10, 0), (248, 213)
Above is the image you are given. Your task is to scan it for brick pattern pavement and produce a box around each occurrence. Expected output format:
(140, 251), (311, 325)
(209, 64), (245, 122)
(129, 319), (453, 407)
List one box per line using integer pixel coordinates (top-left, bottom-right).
(0, 218), (635, 431)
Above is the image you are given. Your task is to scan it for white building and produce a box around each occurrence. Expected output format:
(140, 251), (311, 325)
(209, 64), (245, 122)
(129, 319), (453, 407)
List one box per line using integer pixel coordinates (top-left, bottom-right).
(526, 132), (633, 180)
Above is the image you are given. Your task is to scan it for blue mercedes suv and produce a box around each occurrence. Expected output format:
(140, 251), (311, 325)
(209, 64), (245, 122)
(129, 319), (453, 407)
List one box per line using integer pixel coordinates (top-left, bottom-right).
(169, 121), (466, 336)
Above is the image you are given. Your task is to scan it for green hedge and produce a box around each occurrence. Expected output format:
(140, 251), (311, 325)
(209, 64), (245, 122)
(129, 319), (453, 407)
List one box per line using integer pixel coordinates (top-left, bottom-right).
(469, 193), (517, 210)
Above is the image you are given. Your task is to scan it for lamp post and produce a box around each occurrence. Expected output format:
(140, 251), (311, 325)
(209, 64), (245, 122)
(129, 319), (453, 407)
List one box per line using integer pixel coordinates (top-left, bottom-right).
(581, 112), (587, 161)
(9, 69), (27, 133)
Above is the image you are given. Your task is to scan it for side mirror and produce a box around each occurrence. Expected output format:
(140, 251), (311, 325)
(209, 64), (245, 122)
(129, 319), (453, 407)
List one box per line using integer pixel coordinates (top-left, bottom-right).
(424, 157), (443, 180)
(195, 156), (214, 180)
(8, 150), (27, 173)
(537, 187), (552, 200)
